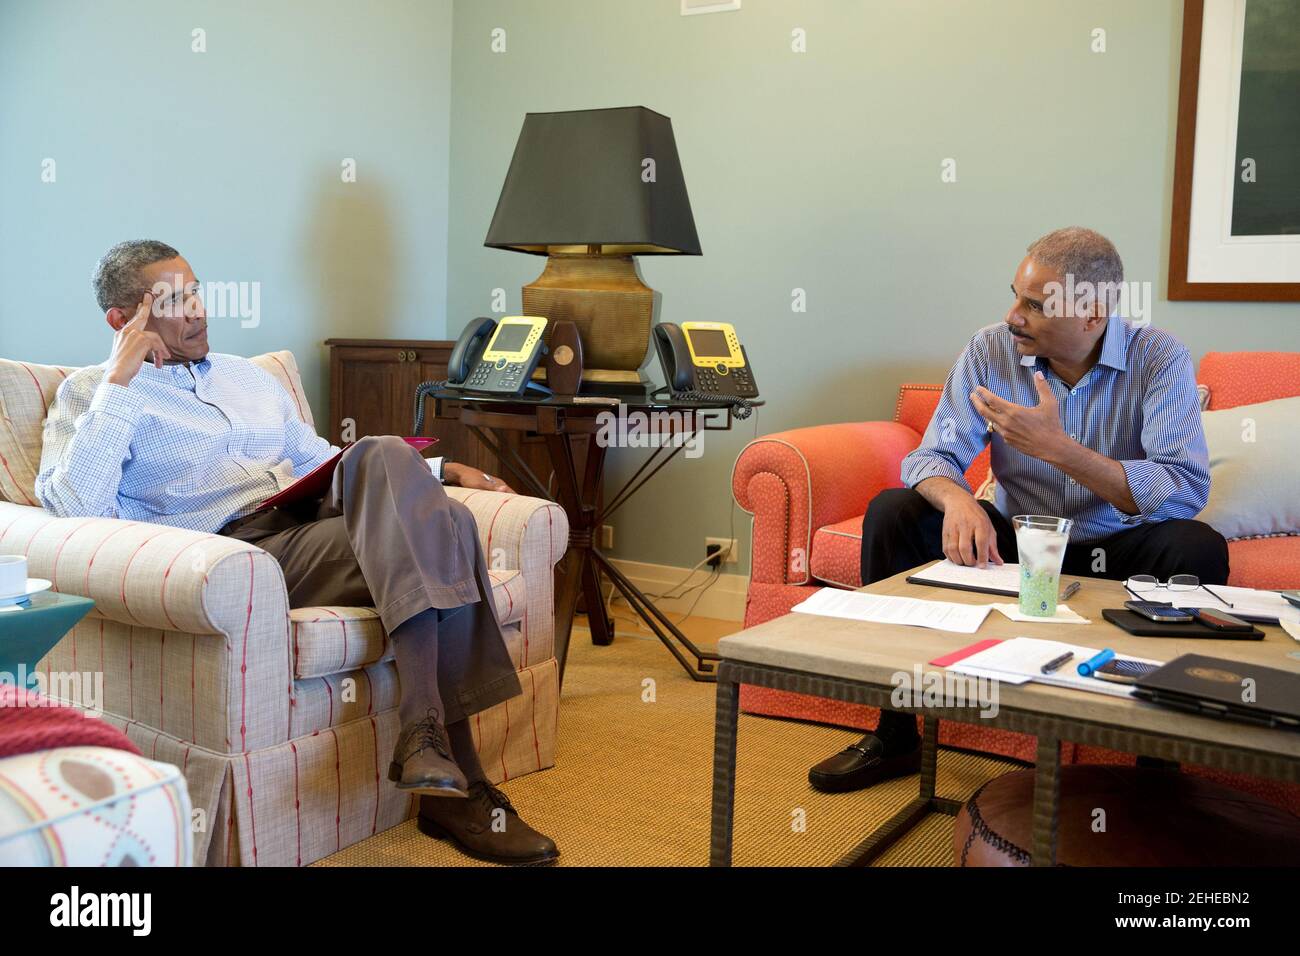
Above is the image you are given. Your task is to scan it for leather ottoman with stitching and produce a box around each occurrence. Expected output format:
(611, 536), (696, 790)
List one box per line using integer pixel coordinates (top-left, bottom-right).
(953, 766), (1300, 866)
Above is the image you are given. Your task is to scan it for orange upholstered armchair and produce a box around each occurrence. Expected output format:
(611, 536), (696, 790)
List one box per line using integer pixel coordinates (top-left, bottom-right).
(731, 352), (1300, 811)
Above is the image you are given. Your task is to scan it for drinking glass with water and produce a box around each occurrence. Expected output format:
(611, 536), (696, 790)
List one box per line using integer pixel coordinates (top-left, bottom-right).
(1013, 515), (1072, 617)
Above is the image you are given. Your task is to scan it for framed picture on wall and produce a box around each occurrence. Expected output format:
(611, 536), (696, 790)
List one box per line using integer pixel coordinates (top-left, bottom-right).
(1169, 0), (1300, 301)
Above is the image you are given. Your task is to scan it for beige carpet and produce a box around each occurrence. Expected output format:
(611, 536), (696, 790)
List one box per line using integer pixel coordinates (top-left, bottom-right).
(316, 613), (1020, 867)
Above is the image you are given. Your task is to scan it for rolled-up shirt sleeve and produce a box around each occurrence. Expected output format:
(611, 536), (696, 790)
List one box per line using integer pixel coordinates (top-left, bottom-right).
(900, 333), (992, 492)
(1114, 345), (1210, 525)
(36, 372), (144, 518)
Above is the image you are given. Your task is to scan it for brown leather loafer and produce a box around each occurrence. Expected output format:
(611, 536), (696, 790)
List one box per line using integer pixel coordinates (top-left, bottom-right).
(389, 710), (469, 797)
(418, 781), (559, 866)
(808, 733), (921, 793)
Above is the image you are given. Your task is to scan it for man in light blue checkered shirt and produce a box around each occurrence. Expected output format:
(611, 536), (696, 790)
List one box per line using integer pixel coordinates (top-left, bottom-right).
(36, 240), (559, 864)
(808, 227), (1230, 796)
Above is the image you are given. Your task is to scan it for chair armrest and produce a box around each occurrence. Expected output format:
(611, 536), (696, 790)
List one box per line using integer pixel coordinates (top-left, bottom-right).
(442, 489), (568, 576)
(443, 489), (568, 663)
(731, 422), (920, 585)
(1, 502), (288, 635)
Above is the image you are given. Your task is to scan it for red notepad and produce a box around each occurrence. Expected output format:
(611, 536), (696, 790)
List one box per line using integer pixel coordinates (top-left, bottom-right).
(257, 437), (438, 511)
(929, 639), (1004, 668)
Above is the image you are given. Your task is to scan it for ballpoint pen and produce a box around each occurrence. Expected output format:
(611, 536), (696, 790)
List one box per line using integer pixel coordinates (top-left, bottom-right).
(1041, 651), (1074, 674)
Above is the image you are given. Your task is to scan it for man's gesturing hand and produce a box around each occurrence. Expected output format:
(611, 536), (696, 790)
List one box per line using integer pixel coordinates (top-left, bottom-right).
(942, 495), (1003, 568)
(106, 294), (170, 387)
(970, 371), (1068, 459)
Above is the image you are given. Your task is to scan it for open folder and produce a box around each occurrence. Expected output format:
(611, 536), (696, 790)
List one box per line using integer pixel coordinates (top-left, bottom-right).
(257, 437), (438, 512)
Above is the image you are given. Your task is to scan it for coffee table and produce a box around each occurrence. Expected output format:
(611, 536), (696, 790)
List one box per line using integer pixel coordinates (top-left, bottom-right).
(710, 563), (1300, 866)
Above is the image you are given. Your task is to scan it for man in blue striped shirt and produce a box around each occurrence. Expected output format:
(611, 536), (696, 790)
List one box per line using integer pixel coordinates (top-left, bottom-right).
(37, 240), (558, 864)
(809, 227), (1229, 794)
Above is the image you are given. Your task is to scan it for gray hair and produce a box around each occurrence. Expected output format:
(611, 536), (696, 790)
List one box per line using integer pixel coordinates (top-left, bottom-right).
(92, 239), (180, 312)
(1026, 227), (1124, 315)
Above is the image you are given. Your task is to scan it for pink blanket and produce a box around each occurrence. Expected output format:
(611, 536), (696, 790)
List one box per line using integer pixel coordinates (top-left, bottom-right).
(0, 686), (140, 758)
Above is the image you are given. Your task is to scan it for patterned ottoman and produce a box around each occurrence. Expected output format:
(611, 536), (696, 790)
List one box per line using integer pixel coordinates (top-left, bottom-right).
(0, 746), (193, 866)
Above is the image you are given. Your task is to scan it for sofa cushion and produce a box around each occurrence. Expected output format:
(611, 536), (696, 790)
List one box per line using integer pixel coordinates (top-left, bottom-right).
(247, 350), (315, 431)
(1199, 395), (1300, 540)
(1226, 535), (1300, 590)
(290, 569), (527, 678)
(0, 351), (312, 507)
(0, 358), (76, 506)
(290, 660), (401, 737)
(1198, 351), (1300, 411)
(809, 516), (865, 588)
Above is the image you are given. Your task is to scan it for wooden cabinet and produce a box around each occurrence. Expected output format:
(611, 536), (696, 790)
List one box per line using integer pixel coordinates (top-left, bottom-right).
(324, 338), (554, 490)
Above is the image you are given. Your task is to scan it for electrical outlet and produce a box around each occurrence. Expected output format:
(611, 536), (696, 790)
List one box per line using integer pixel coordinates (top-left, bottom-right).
(601, 525), (614, 549)
(705, 537), (738, 566)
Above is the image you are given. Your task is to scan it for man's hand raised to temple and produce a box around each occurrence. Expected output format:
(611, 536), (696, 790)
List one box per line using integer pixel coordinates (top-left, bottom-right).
(444, 462), (515, 494)
(970, 372), (1069, 459)
(106, 293), (170, 387)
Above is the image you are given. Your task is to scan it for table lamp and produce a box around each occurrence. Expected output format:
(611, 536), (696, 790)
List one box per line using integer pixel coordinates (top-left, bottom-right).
(485, 106), (701, 392)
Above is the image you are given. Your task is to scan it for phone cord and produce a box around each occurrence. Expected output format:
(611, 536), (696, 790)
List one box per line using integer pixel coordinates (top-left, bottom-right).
(412, 380), (447, 434)
(658, 388), (754, 420)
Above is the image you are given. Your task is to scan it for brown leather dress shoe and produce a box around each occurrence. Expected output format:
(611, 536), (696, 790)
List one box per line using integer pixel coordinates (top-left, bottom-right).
(389, 710), (469, 797)
(418, 781), (559, 866)
(808, 732), (921, 793)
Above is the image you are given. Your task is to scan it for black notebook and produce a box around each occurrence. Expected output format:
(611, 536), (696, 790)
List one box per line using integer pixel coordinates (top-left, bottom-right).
(1134, 654), (1300, 729)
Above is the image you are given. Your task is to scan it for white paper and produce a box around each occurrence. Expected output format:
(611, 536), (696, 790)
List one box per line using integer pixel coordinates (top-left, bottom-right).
(792, 588), (992, 634)
(1161, 585), (1292, 623)
(990, 603), (1091, 625)
(908, 559), (1021, 594)
(947, 636), (1164, 699)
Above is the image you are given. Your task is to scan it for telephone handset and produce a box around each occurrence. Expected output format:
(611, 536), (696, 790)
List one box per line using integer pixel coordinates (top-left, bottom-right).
(447, 316), (496, 385)
(445, 315), (550, 396)
(653, 321), (759, 400)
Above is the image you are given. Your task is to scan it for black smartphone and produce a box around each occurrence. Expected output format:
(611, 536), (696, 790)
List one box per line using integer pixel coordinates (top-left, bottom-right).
(1094, 659), (1161, 684)
(1124, 600), (1194, 623)
(1187, 608), (1254, 632)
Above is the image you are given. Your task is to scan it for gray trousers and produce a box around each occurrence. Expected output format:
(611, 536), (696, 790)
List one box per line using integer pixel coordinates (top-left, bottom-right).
(220, 435), (521, 726)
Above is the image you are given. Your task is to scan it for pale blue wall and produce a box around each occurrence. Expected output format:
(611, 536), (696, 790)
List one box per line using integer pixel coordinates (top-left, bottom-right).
(4, 1), (1298, 572)
(445, 0), (1300, 570)
(0, 0), (454, 423)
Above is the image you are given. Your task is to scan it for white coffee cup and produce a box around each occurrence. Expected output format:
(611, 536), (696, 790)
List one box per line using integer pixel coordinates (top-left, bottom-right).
(0, 555), (28, 599)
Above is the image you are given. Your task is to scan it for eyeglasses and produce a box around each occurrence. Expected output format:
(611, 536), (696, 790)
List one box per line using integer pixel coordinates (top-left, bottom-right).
(1124, 574), (1233, 606)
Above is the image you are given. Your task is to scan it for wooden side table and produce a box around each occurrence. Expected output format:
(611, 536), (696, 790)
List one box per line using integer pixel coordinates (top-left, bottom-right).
(431, 389), (757, 683)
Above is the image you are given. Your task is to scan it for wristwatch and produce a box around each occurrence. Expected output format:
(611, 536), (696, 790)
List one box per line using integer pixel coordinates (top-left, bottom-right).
(437, 457), (451, 483)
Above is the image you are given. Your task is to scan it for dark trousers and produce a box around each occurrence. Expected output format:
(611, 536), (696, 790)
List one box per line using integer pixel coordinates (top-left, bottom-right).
(860, 487), (1230, 588)
(859, 487), (1230, 739)
(220, 436), (521, 727)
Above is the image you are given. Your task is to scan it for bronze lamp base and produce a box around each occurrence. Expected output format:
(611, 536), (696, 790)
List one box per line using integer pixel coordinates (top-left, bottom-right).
(523, 253), (656, 391)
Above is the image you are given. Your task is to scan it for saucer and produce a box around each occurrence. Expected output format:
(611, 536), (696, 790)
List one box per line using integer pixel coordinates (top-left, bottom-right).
(0, 578), (52, 607)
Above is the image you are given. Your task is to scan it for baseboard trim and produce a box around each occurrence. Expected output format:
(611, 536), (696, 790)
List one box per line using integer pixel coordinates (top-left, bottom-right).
(604, 557), (747, 623)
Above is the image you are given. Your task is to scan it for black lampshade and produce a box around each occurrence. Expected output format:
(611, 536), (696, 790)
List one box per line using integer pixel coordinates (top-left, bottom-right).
(485, 106), (701, 256)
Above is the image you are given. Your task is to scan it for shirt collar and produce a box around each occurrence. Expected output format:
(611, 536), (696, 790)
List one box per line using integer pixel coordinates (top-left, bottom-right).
(1096, 315), (1129, 371)
(1017, 316), (1129, 373)
(133, 355), (212, 382)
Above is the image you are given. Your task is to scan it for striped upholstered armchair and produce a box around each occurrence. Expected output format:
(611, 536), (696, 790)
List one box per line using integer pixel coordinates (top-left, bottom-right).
(0, 351), (567, 866)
